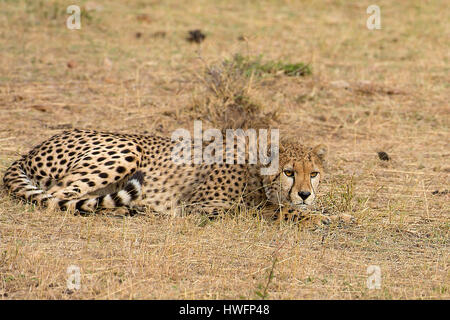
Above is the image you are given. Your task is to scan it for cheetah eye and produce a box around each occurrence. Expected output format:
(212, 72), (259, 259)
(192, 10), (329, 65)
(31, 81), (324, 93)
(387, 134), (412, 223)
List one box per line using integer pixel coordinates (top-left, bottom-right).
(283, 169), (294, 177)
(310, 172), (319, 178)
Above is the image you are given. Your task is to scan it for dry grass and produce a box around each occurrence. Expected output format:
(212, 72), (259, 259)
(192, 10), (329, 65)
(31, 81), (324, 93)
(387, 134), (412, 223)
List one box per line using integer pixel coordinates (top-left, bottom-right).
(0, 0), (448, 299)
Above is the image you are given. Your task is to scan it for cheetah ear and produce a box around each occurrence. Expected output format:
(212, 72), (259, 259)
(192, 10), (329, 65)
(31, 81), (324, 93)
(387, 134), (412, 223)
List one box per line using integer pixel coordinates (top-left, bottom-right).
(312, 144), (327, 162)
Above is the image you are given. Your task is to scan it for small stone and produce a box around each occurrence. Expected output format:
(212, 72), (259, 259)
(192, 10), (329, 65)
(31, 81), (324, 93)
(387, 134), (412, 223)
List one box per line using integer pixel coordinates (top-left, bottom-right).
(377, 151), (390, 161)
(67, 61), (76, 69)
(187, 29), (206, 43)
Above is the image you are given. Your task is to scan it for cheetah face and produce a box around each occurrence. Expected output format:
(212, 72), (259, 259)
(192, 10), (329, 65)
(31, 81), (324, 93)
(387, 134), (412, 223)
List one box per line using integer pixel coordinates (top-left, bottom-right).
(263, 144), (327, 208)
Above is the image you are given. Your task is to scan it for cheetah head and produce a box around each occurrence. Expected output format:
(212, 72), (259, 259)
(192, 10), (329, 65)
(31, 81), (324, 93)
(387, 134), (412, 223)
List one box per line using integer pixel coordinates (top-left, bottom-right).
(262, 143), (327, 208)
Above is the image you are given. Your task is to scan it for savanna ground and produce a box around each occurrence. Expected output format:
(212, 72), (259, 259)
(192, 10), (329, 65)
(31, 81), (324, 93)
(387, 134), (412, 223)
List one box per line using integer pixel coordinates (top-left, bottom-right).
(0, 0), (448, 299)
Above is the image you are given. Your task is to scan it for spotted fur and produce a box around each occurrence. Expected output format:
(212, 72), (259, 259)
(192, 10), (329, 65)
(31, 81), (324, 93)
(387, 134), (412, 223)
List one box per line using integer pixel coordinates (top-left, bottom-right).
(3, 129), (329, 220)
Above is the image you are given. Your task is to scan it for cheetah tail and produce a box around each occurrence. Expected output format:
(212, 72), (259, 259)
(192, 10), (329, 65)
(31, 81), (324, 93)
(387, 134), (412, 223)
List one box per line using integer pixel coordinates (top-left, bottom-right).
(3, 160), (144, 213)
(3, 159), (54, 205)
(62, 171), (144, 212)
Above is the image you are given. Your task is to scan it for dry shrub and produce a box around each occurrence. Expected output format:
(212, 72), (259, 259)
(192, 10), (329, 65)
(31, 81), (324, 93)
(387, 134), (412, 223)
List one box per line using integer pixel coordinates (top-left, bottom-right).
(190, 57), (279, 131)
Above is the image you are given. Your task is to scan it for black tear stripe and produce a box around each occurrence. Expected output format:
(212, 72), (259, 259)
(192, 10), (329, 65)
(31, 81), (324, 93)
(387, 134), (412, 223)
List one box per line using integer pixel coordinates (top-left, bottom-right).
(288, 175), (296, 200)
(310, 174), (319, 198)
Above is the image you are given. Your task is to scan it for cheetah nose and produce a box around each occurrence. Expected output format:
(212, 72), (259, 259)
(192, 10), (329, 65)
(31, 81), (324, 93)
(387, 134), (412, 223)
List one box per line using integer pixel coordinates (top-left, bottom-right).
(298, 191), (311, 201)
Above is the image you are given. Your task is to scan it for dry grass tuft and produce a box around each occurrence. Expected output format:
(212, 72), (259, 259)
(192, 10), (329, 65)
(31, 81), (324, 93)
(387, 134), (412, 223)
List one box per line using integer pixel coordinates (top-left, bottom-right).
(190, 56), (280, 131)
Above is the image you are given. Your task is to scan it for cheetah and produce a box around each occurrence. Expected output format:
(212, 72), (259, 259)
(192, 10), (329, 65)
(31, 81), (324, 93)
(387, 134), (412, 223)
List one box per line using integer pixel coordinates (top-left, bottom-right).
(3, 129), (347, 223)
